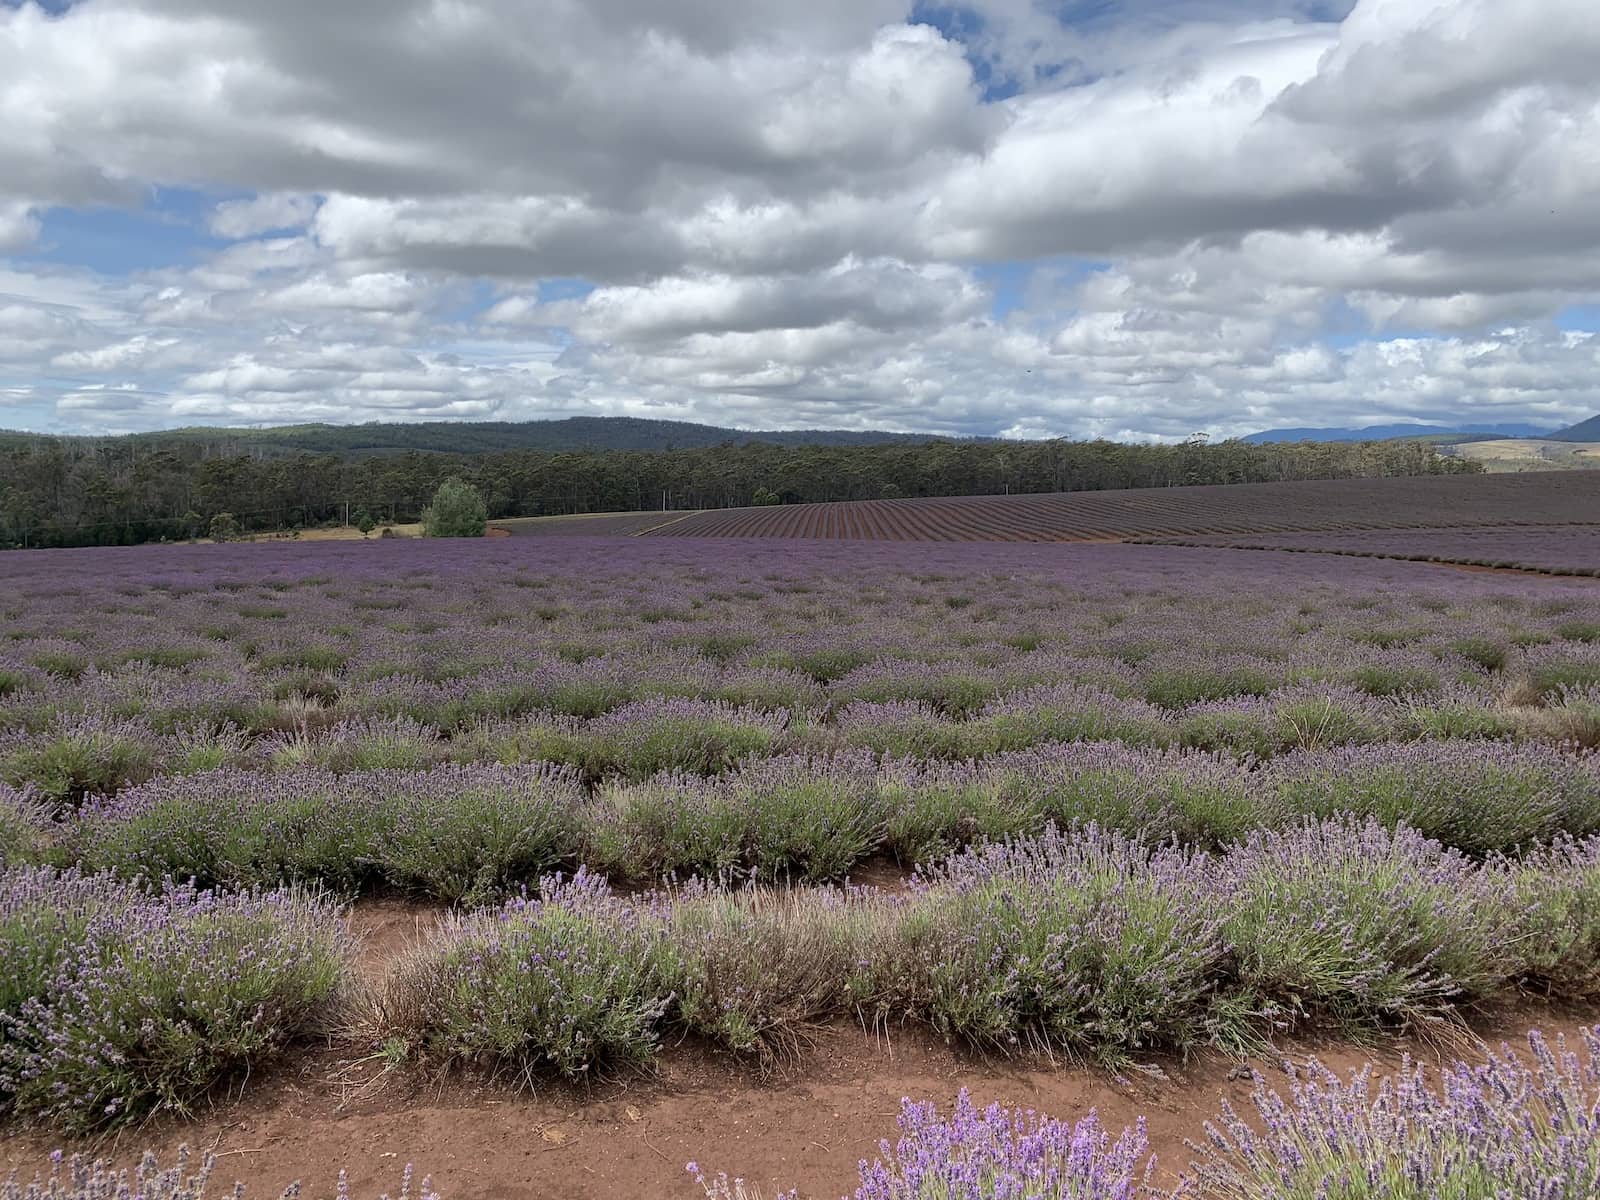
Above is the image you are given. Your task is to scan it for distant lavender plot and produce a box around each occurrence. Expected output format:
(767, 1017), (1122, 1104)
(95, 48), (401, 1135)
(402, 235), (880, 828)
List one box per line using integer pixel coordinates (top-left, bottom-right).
(1146, 524), (1600, 573)
(640, 472), (1600, 541)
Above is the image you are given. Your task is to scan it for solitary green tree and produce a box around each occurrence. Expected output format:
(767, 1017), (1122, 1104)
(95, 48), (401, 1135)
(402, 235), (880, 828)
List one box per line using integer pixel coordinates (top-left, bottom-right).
(208, 512), (241, 542)
(421, 478), (487, 538)
(355, 508), (377, 537)
(751, 487), (780, 506)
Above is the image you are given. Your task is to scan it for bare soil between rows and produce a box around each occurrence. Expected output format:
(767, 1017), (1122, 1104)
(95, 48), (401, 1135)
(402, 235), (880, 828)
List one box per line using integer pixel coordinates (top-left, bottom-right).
(3, 900), (1596, 1200)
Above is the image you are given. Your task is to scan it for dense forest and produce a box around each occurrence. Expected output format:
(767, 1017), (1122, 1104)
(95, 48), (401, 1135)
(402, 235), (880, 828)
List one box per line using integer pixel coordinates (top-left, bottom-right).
(0, 432), (1477, 549)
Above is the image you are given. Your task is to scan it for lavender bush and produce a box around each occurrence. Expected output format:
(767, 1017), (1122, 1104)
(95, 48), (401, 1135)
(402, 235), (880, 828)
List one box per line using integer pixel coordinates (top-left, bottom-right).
(379, 869), (670, 1081)
(903, 828), (1234, 1061)
(0, 715), (156, 808)
(1215, 820), (1517, 1031)
(458, 699), (793, 782)
(266, 715), (448, 773)
(0, 785), (48, 866)
(1190, 1029), (1600, 1199)
(664, 884), (875, 1057)
(1505, 835), (1600, 998)
(849, 1089), (1149, 1200)
(0, 868), (349, 1132)
(1179, 684), (1391, 760)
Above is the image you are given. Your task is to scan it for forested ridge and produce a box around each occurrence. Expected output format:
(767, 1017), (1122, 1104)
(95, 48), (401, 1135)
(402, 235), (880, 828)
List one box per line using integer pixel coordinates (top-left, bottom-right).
(0, 433), (1476, 548)
(0, 416), (951, 458)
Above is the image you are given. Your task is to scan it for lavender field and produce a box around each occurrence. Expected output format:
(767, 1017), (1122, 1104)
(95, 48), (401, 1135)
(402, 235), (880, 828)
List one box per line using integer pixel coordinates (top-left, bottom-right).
(3, 534), (1600, 1196)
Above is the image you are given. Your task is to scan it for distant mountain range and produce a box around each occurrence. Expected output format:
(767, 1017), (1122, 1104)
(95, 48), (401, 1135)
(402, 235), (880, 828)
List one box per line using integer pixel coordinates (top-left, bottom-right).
(1241, 422), (1556, 444)
(1552, 414), (1600, 442)
(6, 413), (1596, 457)
(0, 416), (974, 457)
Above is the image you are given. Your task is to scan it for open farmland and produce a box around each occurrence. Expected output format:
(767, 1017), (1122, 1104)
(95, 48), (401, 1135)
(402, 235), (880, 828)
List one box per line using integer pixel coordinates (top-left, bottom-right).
(4, 535), (1600, 1199)
(494, 511), (704, 537)
(1447, 438), (1600, 472)
(634, 470), (1600, 541)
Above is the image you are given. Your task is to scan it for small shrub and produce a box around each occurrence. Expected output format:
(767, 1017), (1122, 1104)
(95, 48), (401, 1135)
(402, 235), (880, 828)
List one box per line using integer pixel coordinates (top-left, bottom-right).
(373, 764), (582, 904)
(1506, 836), (1600, 998)
(0, 785), (48, 866)
(737, 755), (884, 881)
(483, 700), (790, 783)
(902, 828), (1233, 1062)
(380, 871), (669, 1082)
(1140, 662), (1276, 710)
(1452, 636), (1510, 672)
(1216, 819), (1515, 1031)
(978, 685), (1176, 753)
(664, 886), (866, 1057)
(268, 715), (446, 773)
(881, 763), (1046, 864)
(586, 775), (749, 882)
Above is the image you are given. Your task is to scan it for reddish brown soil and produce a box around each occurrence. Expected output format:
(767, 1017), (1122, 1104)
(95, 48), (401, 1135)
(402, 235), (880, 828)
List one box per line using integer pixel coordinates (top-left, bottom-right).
(3, 899), (1596, 1200)
(348, 896), (449, 985)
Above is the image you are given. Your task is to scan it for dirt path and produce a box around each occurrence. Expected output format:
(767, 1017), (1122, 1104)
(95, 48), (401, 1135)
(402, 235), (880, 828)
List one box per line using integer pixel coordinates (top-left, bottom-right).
(3, 902), (1595, 1200)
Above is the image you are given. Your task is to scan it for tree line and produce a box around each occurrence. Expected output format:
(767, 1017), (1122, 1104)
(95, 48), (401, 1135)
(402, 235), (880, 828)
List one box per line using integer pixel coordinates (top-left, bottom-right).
(0, 435), (1478, 549)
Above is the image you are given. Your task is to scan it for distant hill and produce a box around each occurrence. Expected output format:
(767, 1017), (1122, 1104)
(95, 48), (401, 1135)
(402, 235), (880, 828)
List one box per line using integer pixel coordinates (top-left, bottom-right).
(0, 416), (972, 457)
(1551, 414), (1600, 442)
(1242, 421), (1550, 444)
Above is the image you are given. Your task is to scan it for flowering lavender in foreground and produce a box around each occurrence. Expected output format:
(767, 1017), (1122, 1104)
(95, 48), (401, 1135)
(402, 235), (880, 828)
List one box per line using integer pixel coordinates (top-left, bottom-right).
(381, 868), (671, 1080)
(0, 868), (349, 1132)
(1190, 1028), (1600, 1200)
(907, 827), (1231, 1059)
(1, 1147), (438, 1200)
(851, 1089), (1149, 1200)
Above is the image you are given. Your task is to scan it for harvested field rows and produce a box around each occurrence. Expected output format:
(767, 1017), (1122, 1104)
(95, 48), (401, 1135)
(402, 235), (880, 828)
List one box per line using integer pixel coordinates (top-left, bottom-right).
(496, 511), (702, 536)
(1140, 524), (1600, 575)
(643, 471), (1600, 541)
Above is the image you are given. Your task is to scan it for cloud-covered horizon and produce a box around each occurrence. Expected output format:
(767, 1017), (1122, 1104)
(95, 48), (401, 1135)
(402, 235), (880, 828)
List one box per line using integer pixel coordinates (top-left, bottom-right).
(1, 0), (1597, 440)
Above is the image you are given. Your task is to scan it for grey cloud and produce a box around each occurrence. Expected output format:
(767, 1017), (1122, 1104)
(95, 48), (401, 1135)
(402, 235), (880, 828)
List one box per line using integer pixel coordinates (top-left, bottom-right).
(0, 0), (1597, 440)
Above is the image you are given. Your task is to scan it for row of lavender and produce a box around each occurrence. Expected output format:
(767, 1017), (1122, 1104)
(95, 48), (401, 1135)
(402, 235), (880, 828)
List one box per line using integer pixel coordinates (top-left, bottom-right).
(5, 740), (1600, 900)
(3, 672), (1598, 811)
(3, 672), (1600, 803)
(5, 627), (1596, 748)
(375, 821), (1600, 1078)
(5, 819), (1600, 1138)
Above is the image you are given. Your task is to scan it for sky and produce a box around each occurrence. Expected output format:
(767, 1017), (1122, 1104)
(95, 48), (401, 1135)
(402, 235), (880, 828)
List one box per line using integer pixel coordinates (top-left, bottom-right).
(1, 0), (1598, 441)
